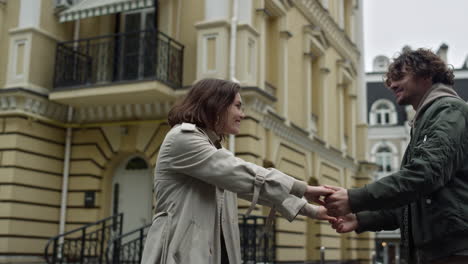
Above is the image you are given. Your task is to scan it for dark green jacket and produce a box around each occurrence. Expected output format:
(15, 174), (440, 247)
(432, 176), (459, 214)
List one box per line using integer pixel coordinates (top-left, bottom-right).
(349, 96), (468, 263)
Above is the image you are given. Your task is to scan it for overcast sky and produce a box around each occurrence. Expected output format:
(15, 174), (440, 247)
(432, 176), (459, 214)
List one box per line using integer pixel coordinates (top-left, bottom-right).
(363, 0), (468, 72)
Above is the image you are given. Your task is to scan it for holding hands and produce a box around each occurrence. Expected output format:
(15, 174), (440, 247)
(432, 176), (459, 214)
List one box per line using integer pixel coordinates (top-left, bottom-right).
(303, 184), (358, 233)
(301, 185), (336, 221)
(323, 185), (352, 217)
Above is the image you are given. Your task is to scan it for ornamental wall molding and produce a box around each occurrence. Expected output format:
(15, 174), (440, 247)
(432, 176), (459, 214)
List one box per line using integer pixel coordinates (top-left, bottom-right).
(0, 92), (68, 122)
(260, 111), (356, 170)
(242, 86), (356, 170)
(73, 101), (173, 123)
(0, 90), (173, 123)
(293, 0), (360, 68)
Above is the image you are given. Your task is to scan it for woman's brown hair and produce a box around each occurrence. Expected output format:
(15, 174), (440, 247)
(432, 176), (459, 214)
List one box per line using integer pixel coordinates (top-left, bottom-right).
(168, 78), (240, 136)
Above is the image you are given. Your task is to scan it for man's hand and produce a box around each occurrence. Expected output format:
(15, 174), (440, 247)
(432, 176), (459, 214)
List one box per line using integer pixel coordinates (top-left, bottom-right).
(329, 213), (359, 233)
(304, 185), (335, 205)
(324, 185), (351, 216)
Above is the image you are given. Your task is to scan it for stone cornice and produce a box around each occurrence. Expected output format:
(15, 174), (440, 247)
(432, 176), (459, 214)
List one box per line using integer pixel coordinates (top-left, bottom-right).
(10, 27), (63, 42)
(73, 101), (173, 123)
(194, 19), (230, 30)
(0, 90), (173, 123)
(293, 0), (360, 68)
(265, 0), (288, 17)
(237, 24), (260, 37)
(0, 91), (68, 122)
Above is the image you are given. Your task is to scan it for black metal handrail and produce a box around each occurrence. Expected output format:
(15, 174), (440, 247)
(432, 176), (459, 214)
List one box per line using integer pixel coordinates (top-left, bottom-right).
(53, 29), (184, 89)
(102, 214), (275, 264)
(44, 213), (123, 264)
(105, 223), (151, 264)
(239, 214), (276, 264)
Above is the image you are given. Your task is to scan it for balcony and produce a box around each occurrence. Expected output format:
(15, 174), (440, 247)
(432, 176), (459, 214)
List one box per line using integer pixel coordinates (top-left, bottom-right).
(53, 29), (184, 91)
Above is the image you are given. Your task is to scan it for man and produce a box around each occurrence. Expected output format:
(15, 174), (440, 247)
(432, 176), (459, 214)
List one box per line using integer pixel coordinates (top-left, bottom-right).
(324, 48), (468, 264)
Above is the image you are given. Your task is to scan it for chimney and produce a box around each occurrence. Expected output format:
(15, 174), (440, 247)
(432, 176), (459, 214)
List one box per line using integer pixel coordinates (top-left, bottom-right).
(437, 43), (448, 63)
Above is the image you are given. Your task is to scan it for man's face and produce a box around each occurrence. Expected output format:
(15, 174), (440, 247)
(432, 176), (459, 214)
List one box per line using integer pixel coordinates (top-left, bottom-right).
(388, 68), (431, 108)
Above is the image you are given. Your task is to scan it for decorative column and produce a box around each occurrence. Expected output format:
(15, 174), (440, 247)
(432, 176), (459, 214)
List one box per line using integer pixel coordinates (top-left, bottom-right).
(338, 83), (346, 156)
(278, 17), (291, 120)
(320, 67), (331, 143)
(303, 52), (313, 133)
(236, 0), (258, 86)
(6, 0), (48, 93)
(255, 8), (267, 90)
(195, 0), (230, 80)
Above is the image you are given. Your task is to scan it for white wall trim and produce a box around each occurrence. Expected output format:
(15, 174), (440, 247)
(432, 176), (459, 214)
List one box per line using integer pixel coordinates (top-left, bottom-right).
(19, 0), (41, 28)
(238, 0), (252, 25)
(205, 0), (229, 21)
(368, 126), (408, 139)
(0, 92), (68, 122)
(7, 33), (32, 86)
(10, 26), (63, 42)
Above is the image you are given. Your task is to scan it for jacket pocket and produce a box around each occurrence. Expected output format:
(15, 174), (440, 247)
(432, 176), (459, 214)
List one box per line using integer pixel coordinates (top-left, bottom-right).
(141, 211), (172, 264)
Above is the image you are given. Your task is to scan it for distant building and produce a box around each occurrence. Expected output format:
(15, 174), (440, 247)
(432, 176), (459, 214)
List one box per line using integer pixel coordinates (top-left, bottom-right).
(365, 44), (468, 264)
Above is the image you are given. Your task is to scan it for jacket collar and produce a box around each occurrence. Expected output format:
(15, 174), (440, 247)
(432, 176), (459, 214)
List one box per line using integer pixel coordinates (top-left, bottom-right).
(201, 128), (222, 148)
(409, 82), (461, 128)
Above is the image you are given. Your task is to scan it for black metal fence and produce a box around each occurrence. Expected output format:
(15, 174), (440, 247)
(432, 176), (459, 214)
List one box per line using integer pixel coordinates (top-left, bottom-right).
(45, 214), (274, 264)
(44, 214), (123, 264)
(106, 223), (151, 264)
(53, 30), (184, 89)
(239, 215), (276, 264)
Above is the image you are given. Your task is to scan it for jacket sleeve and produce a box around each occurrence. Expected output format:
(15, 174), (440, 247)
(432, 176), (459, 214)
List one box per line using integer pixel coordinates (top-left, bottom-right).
(165, 128), (308, 221)
(349, 103), (467, 212)
(355, 208), (401, 233)
(237, 192), (307, 222)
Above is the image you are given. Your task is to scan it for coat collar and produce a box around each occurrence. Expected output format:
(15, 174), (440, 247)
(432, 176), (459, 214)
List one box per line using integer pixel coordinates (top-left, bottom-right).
(409, 82), (461, 128)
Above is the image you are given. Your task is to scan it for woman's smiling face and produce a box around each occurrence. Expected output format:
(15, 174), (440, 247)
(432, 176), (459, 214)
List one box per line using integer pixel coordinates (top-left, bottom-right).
(221, 93), (245, 135)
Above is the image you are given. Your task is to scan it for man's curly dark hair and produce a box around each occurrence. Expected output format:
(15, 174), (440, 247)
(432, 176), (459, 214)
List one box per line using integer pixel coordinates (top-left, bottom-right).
(384, 48), (454, 87)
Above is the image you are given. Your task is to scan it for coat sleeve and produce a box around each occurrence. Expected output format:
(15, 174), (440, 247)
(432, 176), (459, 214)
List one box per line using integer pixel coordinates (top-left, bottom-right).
(355, 208), (401, 233)
(349, 103), (467, 212)
(237, 191), (307, 221)
(165, 128), (307, 221)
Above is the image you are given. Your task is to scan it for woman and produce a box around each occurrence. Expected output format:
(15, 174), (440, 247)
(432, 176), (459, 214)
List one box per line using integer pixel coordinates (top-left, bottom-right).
(141, 78), (334, 264)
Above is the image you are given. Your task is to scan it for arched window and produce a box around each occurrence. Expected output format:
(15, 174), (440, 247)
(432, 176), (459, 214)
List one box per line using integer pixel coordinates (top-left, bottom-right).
(375, 145), (392, 173)
(370, 99), (397, 126)
(125, 157), (148, 170)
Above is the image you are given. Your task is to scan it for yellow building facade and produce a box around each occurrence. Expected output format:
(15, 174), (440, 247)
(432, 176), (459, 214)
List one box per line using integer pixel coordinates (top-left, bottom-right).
(0, 0), (376, 263)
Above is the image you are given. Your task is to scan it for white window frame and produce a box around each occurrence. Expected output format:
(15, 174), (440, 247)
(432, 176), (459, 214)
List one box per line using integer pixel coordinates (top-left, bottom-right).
(370, 99), (398, 126)
(371, 142), (399, 179)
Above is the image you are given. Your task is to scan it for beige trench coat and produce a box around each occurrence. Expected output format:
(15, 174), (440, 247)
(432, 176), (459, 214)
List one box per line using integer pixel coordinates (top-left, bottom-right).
(141, 123), (308, 264)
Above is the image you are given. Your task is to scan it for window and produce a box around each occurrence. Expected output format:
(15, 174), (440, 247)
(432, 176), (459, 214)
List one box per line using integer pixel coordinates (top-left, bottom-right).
(125, 157), (148, 170)
(370, 99), (397, 126)
(375, 146), (392, 173)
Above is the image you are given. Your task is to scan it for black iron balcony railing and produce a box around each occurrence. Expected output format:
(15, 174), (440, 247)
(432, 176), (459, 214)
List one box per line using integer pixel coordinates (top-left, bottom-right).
(44, 213), (123, 264)
(54, 29), (184, 89)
